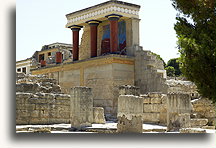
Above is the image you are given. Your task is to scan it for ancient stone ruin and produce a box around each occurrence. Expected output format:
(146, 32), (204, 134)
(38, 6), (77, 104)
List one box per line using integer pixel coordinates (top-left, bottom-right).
(16, 0), (215, 133)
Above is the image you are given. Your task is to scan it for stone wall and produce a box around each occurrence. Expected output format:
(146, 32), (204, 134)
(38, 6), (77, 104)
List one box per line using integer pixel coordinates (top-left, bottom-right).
(16, 73), (70, 124)
(191, 98), (215, 126)
(166, 79), (199, 99)
(141, 93), (167, 125)
(16, 93), (71, 125)
(16, 73), (106, 125)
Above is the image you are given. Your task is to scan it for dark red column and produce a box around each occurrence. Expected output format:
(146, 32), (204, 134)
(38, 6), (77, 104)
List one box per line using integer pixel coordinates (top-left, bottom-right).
(86, 20), (101, 58)
(106, 14), (122, 53)
(40, 60), (46, 67)
(56, 52), (62, 64)
(70, 26), (82, 61)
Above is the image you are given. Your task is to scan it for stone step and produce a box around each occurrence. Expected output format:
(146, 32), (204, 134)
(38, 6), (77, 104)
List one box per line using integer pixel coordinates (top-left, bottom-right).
(202, 126), (215, 130)
(180, 128), (206, 133)
(190, 118), (208, 127)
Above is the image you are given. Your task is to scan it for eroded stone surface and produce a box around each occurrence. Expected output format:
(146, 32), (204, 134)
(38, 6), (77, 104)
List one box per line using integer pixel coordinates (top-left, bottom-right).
(167, 93), (192, 131)
(93, 107), (106, 124)
(117, 95), (143, 133)
(117, 115), (142, 133)
(70, 87), (93, 129)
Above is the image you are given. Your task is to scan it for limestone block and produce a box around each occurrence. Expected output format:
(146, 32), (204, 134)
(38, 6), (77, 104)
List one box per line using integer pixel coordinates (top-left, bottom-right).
(167, 93), (192, 131)
(159, 113), (167, 125)
(118, 95), (143, 115)
(119, 85), (140, 96)
(190, 119), (208, 128)
(93, 107), (106, 124)
(70, 87), (93, 129)
(212, 118), (216, 126)
(150, 97), (162, 104)
(143, 104), (162, 113)
(167, 93), (192, 114)
(167, 113), (191, 132)
(148, 92), (163, 98)
(117, 115), (143, 133)
(180, 128), (206, 133)
(202, 126), (215, 129)
(93, 99), (113, 107)
(142, 113), (160, 123)
(117, 95), (143, 133)
(143, 97), (151, 104)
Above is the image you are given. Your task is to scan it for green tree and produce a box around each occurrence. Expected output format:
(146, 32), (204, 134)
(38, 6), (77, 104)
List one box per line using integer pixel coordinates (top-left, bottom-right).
(171, 0), (215, 102)
(165, 66), (175, 77)
(166, 58), (182, 76)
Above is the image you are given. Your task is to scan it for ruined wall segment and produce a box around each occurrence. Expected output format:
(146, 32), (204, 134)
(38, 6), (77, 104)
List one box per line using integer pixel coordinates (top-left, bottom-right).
(141, 93), (167, 125)
(16, 73), (70, 125)
(191, 98), (215, 126)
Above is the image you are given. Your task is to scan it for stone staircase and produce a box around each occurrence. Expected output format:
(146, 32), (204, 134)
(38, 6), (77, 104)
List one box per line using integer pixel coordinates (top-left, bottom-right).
(134, 47), (168, 94)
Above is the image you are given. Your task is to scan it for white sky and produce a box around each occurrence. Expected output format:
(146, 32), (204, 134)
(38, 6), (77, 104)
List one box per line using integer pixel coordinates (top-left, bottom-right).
(16, 0), (179, 62)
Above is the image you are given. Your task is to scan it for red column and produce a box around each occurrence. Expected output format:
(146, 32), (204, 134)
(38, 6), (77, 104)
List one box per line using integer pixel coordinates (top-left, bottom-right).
(56, 52), (62, 64)
(70, 26), (82, 61)
(87, 20), (101, 57)
(40, 60), (46, 67)
(106, 14), (122, 53)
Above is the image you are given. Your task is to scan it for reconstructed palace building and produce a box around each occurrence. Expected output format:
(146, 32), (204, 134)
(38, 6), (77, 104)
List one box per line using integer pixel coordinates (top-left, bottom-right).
(30, 0), (167, 119)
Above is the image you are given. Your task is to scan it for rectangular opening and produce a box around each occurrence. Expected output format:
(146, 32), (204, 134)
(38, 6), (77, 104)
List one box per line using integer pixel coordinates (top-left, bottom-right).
(17, 68), (21, 72)
(39, 54), (44, 62)
(22, 67), (26, 74)
(48, 52), (51, 56)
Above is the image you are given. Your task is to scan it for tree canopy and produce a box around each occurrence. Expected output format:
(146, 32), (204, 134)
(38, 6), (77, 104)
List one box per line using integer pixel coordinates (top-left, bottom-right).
(171, 0), (215, 102)
(165, 66), (175, 77)
(166, 58), (182, 76)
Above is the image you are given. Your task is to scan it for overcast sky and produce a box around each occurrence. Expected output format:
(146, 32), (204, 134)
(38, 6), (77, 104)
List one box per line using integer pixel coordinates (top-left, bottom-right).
(16, 0), (179, 62)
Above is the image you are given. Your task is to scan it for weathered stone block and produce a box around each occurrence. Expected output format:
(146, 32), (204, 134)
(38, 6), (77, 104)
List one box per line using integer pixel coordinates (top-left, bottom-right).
(117, 95), (143, 133)
(190, 119), (208, 127)
(119, 85), (140, 96)
(167, 93), (192, 131)
(143, 104), (162, 113)
(93, 107), (106, 124)
(142, 113), (160, 123)
(180, 128), (206, 133)
(117, 115), (143, 133)
(143, 97), (151, 104)
(167, 113), (191, 131)
(70, 87), (93, 129)
(150, 97), (162, 104)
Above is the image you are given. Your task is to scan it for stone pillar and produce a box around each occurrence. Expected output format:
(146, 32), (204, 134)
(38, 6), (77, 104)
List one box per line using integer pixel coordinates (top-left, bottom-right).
(167, 93), (192, 132)
(106, 14), (122, 53)
(70, 87), (93, 129)
(70, 25), (82, 61)
(40, 60), (46, 67)
(86, 20), (101, 58)
(55, 52), (62, 64)
(117, 95), (143, 133)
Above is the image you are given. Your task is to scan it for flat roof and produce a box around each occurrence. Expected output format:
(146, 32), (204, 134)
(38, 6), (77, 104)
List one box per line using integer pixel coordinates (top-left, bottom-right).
(66, 0), (140, 17)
